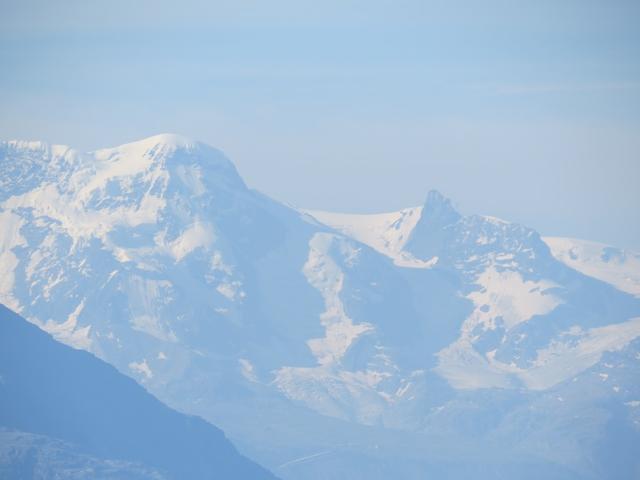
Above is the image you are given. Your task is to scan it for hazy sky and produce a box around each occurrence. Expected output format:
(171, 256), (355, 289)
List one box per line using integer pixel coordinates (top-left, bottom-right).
(1, 0), (639, 248)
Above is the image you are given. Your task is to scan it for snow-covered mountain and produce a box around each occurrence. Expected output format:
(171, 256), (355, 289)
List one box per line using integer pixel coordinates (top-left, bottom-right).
(310, 193), (640, 391)
(1, 134), (639, 479)
(544, 236), (640, 297)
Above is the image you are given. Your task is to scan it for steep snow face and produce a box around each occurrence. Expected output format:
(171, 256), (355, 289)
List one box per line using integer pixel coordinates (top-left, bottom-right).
(544, 237), (640, 297)
(0, 134), (243, 264)
(0, 135), (255, 367)
(0, 210), (25, 312)
(306, 207), (436, 268)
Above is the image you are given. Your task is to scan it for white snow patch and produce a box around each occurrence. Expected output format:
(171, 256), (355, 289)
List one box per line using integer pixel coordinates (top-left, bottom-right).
(303, 233), (373, 365)
(0, 209), (26, 252)
(239, 358), (258, 382)
(465, 266), (562, 332)
(167, 221), (215, 262)
(40, 300), (92, 350)
(0, 210), (26, 311)
(482, 215), (509, 226)
(129, 359), (153, 379)
(216, 281), (245, 301)
(544, 237), (640, 297)
(210, 251), (233, 275)
(0, 250), (21, 312)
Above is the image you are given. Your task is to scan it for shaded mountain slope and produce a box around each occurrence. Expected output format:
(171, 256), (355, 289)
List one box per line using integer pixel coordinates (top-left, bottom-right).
(0, 304), (277, 480)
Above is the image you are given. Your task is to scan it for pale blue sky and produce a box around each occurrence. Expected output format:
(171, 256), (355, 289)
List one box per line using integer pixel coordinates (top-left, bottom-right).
(1, 0), (639, 248)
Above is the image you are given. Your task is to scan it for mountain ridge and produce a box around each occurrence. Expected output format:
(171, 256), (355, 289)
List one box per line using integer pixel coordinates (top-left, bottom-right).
(1, 134), (639, 479)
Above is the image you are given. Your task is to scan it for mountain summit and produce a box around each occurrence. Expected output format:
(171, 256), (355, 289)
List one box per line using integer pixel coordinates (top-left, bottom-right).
(422, 189), (460, 221)
(404, 189), (461, 261)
